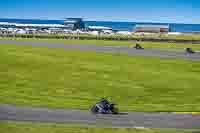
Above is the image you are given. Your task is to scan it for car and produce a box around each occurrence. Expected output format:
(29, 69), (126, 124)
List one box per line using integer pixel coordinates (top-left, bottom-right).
(91, 98), (119, 114)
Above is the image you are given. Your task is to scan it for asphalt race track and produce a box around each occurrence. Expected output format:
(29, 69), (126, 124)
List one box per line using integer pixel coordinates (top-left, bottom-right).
(0, 40), (200, 61)
(0, 104), (200, 129)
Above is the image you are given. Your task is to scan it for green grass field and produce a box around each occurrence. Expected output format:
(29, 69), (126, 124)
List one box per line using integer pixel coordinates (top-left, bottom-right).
(0, 122), (198, 133)
(1, 37), (200, 51)
(0, 44), (200, 112)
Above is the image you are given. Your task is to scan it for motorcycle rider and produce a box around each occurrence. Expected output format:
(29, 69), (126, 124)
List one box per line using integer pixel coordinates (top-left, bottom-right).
(96, 98), (110, 113)
(100, 98), (110, 108)
(91, 98), (119, 114)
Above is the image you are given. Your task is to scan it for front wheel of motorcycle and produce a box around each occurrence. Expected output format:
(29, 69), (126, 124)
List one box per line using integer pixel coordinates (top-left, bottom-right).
(111, 107), (119, 114)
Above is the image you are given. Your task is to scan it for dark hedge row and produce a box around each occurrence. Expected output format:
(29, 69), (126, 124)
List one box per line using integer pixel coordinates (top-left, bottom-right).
(1, 33), (200, 44)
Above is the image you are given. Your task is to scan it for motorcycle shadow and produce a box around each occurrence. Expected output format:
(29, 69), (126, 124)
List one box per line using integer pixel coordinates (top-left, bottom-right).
(117, 113), (129, 115)
(91, 112), (129, 116)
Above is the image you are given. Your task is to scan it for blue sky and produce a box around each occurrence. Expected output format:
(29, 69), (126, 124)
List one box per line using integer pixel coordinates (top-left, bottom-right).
(0, 0), (199, 23)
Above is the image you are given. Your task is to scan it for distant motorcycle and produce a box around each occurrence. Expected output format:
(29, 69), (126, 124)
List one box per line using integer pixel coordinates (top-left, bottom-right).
(134, 43), (144, 50)
(91, 98), (119, 114)
(185, 48), (195, 54)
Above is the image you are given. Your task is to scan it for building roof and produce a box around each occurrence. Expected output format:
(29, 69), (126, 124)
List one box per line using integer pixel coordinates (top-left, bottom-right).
(135, 24), (169, 29)
(0, 22), (66, 28)
(16, 24), (66, 28)
(88, 26), (112, 30)
(0, 22), (16, 26)
(64, 18), (83, 23)
(65, 18), (83, 21)
(64, 20), (78, 23)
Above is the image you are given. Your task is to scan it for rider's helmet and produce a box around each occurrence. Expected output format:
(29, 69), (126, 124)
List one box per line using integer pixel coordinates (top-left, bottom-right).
(100, 98), (109, 105)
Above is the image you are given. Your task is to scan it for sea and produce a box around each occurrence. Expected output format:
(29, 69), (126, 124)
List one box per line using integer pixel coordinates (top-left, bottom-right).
(1, 18), (200, 33)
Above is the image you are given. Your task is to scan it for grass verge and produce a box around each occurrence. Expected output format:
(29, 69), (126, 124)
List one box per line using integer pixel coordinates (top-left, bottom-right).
(0, 44), (200, 112)
(174, 112), (200, 115)
(0, 122), (198, 133)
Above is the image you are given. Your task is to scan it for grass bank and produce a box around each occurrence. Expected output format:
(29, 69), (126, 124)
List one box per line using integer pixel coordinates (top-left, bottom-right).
(0, 44), (200, 112)
(0, 122), (198, 133)
(133, 34), (200, 41)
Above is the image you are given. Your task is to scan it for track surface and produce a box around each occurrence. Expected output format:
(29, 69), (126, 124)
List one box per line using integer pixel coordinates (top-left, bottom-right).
(0, 40), (200, 61)
(0, 104), (200, 129)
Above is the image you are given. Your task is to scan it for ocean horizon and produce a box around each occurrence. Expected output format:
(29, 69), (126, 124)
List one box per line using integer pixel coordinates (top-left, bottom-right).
(1, 18), (200, 33)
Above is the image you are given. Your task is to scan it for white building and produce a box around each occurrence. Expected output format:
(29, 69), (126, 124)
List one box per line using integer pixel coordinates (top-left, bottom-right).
(135, 24), (170, 33)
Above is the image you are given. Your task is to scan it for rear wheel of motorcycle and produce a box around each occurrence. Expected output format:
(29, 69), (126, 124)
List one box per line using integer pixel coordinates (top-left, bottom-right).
(91, 106), (98, 114)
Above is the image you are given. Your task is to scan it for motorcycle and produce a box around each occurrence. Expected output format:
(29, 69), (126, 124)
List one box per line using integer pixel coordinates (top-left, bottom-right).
(134, 43), (144, 50)
(186, 48), (195, 54)
(91, 98), (119, 114)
